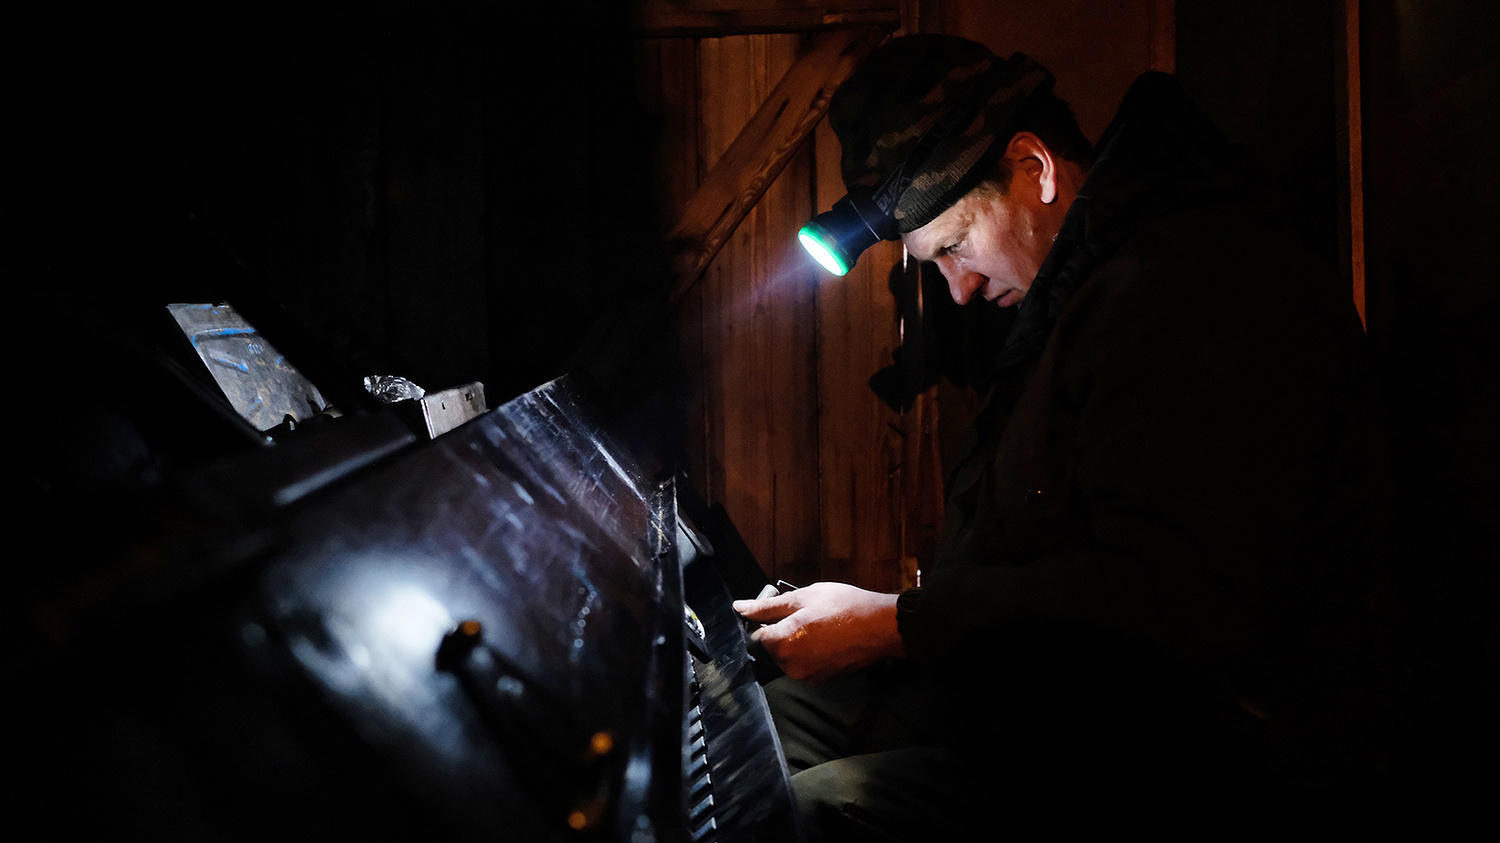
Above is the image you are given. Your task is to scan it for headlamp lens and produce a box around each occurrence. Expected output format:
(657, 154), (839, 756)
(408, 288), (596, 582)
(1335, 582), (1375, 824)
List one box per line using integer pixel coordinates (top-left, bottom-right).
(798, 195), (884, 276)
(798, 226), (852, 276)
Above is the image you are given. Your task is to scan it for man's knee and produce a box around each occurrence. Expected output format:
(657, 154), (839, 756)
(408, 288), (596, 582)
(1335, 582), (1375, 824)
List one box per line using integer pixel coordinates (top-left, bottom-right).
(790, 758), (891, 843)
(789, 749), (989, 843)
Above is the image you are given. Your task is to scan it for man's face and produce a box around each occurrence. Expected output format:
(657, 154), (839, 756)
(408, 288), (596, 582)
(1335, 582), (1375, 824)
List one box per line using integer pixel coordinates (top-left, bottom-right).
(902, 179), (1056, 308)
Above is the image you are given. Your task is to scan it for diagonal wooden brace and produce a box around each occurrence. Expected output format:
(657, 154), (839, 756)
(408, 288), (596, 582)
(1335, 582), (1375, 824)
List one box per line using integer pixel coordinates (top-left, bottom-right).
(665, 25), (890, 307)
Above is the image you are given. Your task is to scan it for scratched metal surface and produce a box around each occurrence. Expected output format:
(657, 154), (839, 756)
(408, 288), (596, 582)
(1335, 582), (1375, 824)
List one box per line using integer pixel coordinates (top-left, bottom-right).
(490, 378), (668, 567)
(251, 375), (672, 837)
(12, 374), (797, 841)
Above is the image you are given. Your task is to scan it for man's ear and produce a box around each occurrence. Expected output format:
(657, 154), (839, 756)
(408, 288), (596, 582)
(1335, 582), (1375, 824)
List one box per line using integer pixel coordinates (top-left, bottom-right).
(1005, 132), (1058, 205)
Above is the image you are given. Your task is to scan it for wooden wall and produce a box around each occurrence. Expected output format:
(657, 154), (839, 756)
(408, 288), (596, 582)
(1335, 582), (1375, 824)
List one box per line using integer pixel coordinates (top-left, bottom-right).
(636, 25), (940, 591)
(943, 0), (1174, 140)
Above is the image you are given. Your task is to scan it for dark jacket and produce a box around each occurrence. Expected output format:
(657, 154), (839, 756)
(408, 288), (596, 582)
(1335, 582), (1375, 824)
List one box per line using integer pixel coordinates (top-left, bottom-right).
(896, 73), (1396, 779)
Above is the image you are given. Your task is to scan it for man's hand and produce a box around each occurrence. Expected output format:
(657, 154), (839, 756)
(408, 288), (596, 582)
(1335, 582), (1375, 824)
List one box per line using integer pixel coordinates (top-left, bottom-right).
(732, 582), (905, 684)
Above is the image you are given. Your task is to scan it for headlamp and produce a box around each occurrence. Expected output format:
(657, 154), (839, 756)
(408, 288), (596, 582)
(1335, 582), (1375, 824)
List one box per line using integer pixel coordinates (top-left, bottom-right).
(798, 55), (1047, 275)
(797, 192), (894, 277)
(798, 88), (980, 276)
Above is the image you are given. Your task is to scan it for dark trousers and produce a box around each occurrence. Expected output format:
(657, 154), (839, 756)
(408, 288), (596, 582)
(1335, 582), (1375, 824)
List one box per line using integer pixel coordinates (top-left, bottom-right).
(766, 652), (1277, 841)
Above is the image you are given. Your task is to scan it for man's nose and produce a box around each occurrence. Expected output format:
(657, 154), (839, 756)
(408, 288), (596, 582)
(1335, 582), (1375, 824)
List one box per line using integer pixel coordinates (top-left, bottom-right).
(939, 260), (984, 305)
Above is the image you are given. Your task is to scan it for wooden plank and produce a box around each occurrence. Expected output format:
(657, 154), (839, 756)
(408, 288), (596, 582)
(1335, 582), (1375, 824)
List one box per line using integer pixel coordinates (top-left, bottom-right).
(1334, 0), (1366, 327)
(896, 0), (936, 37)
(696, 34), (823, 584)
(635, 37), (714, 492)
(901, 385), (944, 589)
(812, 114), (907, 591)
(1148, 0), (1176, 73)
(665, 25), (888, 306)
(636, 0), (898, 36)
(635, 38), (703, 221)
(946, 0), (1150, 145)
(895, 259), (944, 590)
(896, 0), (943, 591)
(695, 34), (761, 544)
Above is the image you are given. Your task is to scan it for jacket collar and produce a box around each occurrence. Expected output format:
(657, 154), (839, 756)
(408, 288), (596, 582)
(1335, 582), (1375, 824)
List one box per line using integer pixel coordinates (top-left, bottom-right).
(989, 72), (1249, 376)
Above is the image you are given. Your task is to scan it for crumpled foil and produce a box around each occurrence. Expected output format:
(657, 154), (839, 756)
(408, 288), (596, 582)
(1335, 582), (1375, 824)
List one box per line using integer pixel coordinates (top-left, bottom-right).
(363, 374), (426, 404)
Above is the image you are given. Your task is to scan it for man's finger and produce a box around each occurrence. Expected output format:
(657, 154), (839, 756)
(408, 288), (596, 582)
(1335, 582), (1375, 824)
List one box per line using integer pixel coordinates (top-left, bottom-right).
(732, 593), (797, 622)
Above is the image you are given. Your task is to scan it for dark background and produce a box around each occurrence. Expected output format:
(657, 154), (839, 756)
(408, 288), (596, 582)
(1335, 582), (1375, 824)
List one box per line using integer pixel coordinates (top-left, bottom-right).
(1357, 0), (1500, 791)
(1176, 0), (1499, 795)
(1182, 0), (1500, 788)
(14, 1), (677, 417)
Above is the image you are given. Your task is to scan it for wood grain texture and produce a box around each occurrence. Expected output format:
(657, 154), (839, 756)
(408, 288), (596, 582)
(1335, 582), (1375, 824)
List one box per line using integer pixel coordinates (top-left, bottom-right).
(666, 25), (887, 305)
(812, 117), (907, 591)
(696, 34), (822, 584)
(641, 2), (944, 591)
(1335, 0), (1366, 326)
(636, 37), (714, 490)
(898, 263), (944, 591)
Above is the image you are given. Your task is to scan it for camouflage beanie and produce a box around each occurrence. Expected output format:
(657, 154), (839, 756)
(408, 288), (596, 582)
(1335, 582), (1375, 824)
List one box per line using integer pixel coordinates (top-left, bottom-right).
(828, 35), (1055, 234)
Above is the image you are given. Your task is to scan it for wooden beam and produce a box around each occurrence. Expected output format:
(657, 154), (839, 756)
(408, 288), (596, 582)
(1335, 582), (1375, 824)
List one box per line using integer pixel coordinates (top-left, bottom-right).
(665, 25), (889, 306)
(1148, 0), (1176, 73)
(1335, 0), (1367, 328)
(636, 1), (899, 36)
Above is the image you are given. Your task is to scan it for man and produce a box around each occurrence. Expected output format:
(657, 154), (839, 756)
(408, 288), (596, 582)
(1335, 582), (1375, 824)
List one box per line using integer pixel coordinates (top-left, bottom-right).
(735, 35), (1395, 839)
